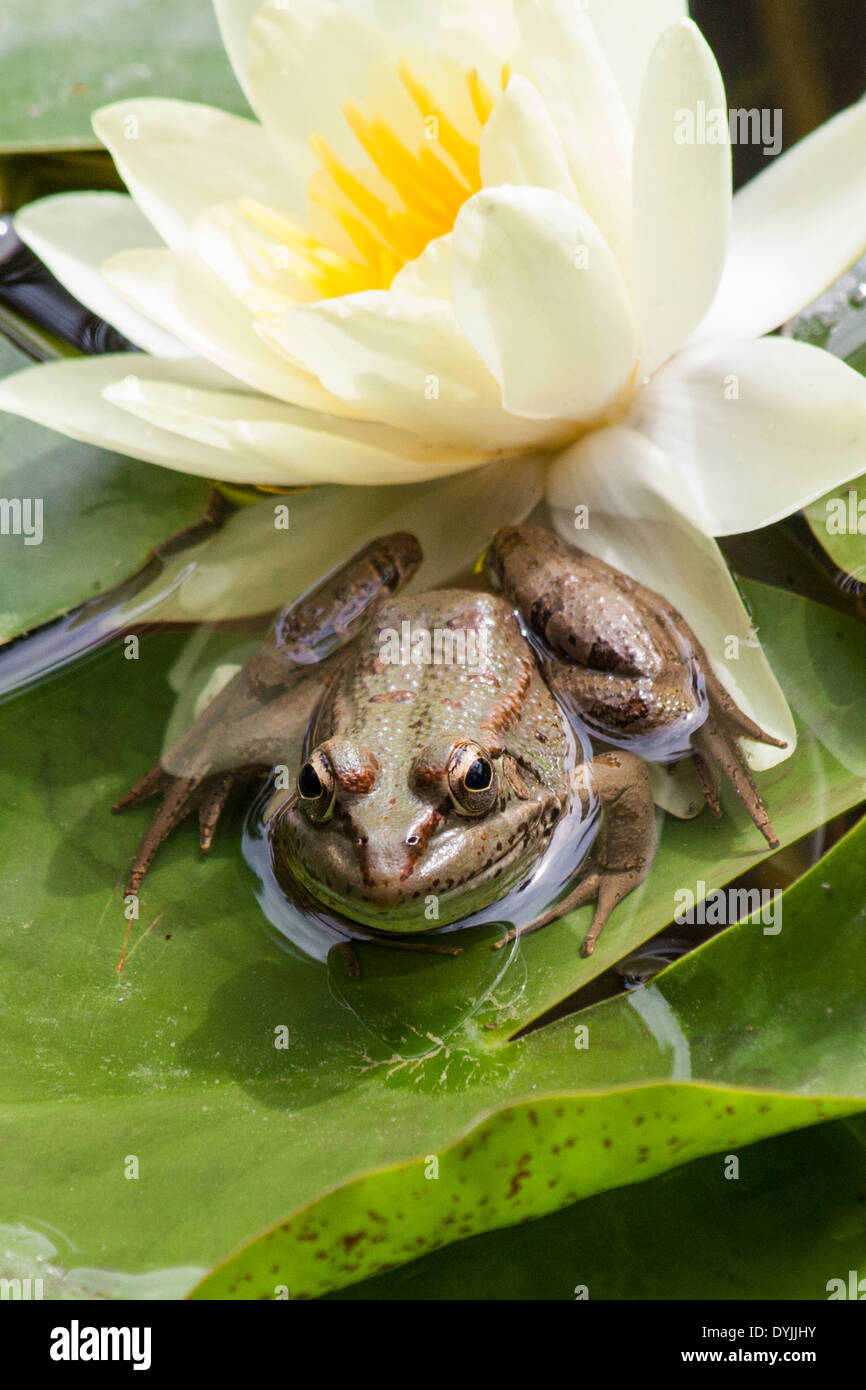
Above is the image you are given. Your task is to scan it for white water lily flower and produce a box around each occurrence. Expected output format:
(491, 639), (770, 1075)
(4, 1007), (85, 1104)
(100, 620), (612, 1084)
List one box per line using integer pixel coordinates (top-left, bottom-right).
(4, 0), (866, 773)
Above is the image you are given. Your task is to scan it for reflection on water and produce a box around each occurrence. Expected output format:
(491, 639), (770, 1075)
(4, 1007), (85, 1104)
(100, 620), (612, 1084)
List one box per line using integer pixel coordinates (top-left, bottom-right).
(627, 986), (693, 1080)
(0, 557), (198, 703)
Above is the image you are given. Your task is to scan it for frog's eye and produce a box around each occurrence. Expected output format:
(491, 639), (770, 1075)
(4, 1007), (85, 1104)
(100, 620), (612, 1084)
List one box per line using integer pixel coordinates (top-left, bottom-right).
(297, 750), (336, 822)
(447, 742), (497, 817)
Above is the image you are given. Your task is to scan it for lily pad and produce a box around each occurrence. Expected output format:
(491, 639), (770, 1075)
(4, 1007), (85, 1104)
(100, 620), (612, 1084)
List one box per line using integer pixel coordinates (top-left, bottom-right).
(0, 575), (864, 1299)
(0, 0), (244, 153)
(190, 806), (866, 1299)
(325, 1116), (866, 1301)
(0, 337), (211, 645)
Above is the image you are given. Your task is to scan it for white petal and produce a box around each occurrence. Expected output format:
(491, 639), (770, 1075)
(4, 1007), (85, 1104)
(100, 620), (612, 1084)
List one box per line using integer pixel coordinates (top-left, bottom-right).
(213, 0), (263, 104)
(245, 1), (493, 240)
(480, 74), (579, 200)
(631, 337), (866, 535)
(451, 186), (639, 420)
(547, 426), (795, 769)
(633, 21), (731, 375)
(587, 0), (688, 119)
(103, 248), (369, 417)
(647, 759), (706, 820)
(111, 453), (546, 627)
(245, 0), (394, 181)
(441, 0), (518, 62)
(325, 0), (441, 45)
(267, 289), (569, 449)
(188, 201), (316, 309)
(103, 376), (488, 485)
(91, 99), (298, 251)
(0, 355), (248, 480)
(514, 0), (632, 267)
(693, 100), (866, 344)
(390, 234), (453, 297)
(14, 193), (189, 358)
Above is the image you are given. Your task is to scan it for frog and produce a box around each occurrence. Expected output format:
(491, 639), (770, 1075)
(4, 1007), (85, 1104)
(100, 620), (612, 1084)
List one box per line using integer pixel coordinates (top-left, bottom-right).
(115, 525), (785, 957)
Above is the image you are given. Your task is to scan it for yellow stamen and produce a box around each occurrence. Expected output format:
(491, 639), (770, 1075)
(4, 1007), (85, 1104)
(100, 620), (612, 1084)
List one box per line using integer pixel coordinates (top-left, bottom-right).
(416, 145), (476, 208)
(343, 102), (455, 221)
(240, 197), (367, 297)
(308, 184), (390, 271)
(310, 135), (426, 262)
(397, 60), (481, 187)
(466, 68), (494, 125)
(240, 58), (496, 302)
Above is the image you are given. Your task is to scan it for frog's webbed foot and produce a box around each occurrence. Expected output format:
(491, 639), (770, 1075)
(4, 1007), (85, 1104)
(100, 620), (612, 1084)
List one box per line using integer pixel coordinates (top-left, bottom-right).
(497, 751), (657, 956)
(113, 766), (251, 896)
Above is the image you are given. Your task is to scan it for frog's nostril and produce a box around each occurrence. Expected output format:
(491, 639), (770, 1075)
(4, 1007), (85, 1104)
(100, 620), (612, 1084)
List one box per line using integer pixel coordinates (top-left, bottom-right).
(406, 834), (420, 847)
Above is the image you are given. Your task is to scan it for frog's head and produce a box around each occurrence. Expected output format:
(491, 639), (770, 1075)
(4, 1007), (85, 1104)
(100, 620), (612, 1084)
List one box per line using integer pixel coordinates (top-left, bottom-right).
(270, 733), (564, 933)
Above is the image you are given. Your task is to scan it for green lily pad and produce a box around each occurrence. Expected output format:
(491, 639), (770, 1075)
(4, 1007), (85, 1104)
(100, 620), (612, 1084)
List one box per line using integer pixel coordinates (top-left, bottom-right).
(325, 1116), (866, 1301)
(0, 337), (211, 645)
(0, 573), (864, 1299)
(193, 1093), (865, 1301)
(190, 804), (866, 1299)
(0, 0), (244, 153)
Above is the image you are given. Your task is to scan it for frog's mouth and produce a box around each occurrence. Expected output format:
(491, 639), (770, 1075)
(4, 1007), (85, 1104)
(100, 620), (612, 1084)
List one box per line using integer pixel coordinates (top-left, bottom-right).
(272, 800), (559, 934)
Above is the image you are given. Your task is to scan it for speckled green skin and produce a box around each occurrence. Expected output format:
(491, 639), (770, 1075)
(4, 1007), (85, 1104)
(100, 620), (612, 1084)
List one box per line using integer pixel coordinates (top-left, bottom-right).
(271, 589), (571, 930)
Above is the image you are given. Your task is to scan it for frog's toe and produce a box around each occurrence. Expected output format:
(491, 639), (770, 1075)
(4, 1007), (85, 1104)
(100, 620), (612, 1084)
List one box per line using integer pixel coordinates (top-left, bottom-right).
(120, 774), (203, 896)
(703, 670), (788, 751)
(577, 867), (647, 957)
(198, 773), (235, 852)
(112, 762), (167, 812)
(691, 751), (722, 818)
(693, 715), (780, 849)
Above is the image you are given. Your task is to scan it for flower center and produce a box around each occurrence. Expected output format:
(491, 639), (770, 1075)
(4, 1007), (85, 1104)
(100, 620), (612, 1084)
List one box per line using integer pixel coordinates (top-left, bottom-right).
(241, 60), (509, 302)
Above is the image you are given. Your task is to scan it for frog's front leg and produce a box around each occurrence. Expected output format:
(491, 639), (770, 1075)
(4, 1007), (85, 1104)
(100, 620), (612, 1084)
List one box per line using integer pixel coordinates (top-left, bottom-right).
(498, 751), (657, 956)
(114, 532), (423, 895)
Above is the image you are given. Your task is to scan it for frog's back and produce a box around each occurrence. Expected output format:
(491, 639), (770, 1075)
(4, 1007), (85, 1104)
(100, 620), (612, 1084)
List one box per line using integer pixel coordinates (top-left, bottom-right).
(312, 590), (566, 782)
